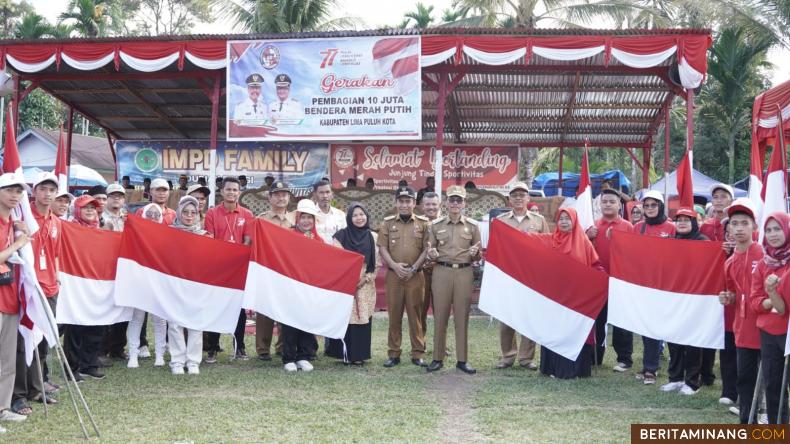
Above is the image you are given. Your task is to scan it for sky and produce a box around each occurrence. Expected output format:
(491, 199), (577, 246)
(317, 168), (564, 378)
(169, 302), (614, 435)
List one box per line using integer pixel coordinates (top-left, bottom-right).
(27, 0), (790, 86)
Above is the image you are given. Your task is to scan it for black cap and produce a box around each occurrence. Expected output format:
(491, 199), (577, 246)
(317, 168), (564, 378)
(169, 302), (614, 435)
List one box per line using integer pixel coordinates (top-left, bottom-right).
(269, 181), (292, 194)
(245, 73), (264, 86)
(275, 74), (291, 86)
(87, 185), (107, 196)
(395, 186), (416, 199)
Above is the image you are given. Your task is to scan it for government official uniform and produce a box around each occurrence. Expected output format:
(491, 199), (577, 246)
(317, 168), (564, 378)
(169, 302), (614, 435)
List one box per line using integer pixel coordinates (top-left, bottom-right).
(378, 188), (430, 362)
(233, 73), (267, 122)
(427, 186), (481, 372)
(420, 214), (441, 337)
(268, 74), (304, 122)
(495, 207), (549, 368)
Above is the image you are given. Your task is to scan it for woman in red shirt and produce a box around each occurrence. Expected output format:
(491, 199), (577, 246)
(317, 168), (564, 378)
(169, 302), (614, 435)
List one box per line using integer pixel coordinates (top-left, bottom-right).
(750, 211), (790, 424)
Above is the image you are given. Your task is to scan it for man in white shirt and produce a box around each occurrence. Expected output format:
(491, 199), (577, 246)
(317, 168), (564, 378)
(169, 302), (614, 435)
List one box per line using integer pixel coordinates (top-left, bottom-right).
(233, 73), (267, 124)
(312, 179), (345, 244)
(268, 74), (304, 124)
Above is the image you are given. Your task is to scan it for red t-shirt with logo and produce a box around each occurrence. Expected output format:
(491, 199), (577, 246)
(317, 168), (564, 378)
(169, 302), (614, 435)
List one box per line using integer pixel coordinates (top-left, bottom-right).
(31, 206), (62, 297)
(204, 204), (253, 244)
(725, 242), (763, 349)
(591, 216), (634, 273)
(0, 216), (18, 314)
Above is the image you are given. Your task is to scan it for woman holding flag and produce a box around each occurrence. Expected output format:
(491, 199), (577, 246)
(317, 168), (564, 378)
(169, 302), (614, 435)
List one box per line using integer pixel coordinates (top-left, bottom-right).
(750, 212), (790, 424)
(537, 208), (603, 379)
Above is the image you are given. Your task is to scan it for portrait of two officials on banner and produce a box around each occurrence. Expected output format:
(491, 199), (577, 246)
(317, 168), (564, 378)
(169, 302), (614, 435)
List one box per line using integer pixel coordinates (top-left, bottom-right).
(232, 72), (304, 127)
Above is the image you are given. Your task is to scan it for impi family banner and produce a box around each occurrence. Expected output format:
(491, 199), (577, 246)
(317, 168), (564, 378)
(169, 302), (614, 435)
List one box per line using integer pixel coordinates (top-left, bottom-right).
(226, 36), (421, 141)
(116, 140), (329, 188)
(330, 144), (520, 193)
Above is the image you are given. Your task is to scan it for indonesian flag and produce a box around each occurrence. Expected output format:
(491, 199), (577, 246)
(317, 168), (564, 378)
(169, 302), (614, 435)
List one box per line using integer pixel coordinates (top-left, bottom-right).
(114, 217), (248, 333)
(479, 220), (608, 361)
(676, 149), (694, 209)
(243, 220), (363, 339)
(608, 231), (726, 349)
(574, 143), (594, 231)
(760, 139), (787, 242)
(749, 140), (765, 226)
(57, 222), (132, 325)
(372, 37), (420, 97)
(54, 125), (68, 196)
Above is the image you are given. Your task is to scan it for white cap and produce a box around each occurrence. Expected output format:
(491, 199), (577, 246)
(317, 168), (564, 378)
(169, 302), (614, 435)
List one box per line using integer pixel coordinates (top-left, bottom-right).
(33, 171), (58, 189)
(56, 192), (74, 201)
(296, 199), (319, 216)
(641, 190), (665, 204)
(150, 178), (170, 190)
(710, 183), (734, 198)
(0, 172), (29, 191)
(106, 183), (125, 195)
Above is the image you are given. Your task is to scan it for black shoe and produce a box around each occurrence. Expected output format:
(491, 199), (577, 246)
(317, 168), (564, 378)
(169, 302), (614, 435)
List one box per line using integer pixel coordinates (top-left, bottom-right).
(427, 360), (443, 372)
(383, 357), (401, 368)
(79, 368), (106, 380)
(72, 372), (84, 383)
(234, 350), (250, 361)
(411, 358), (428, 367)
(98, 356), (113, 368)
(258, 353), (272, 361)
(205, 352), (217, 364)
(456, 362), (477, 375)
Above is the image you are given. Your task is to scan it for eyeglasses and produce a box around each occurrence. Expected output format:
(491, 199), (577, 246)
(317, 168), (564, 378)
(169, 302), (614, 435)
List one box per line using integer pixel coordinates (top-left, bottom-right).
(448, 197), (463, 204)
(643, 203), (660, 209)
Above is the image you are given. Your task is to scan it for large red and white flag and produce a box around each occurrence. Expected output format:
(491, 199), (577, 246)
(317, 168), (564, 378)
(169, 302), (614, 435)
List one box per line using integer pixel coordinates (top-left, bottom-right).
(676, 148), (694, 209)
(243, 220), (364, 339)
(372, 37), (420, 96)
(575, 143), (594, 231)
(479, 220), (608, 361)
(114, 216), (249, 333)
(748, 140), (765, 226)
(54, 125), (68, 196)
(57, 221), (132, 325)
(761, 141), (787, 242)
(608, 231), (726, 349)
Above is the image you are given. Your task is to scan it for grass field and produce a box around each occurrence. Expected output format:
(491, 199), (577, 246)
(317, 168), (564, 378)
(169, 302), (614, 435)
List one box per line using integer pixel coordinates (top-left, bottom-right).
(8, 314), (736, 443)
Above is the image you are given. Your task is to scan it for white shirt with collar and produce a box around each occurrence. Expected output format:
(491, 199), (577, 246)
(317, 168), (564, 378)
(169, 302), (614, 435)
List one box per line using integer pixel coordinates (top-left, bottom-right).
(268, 98), (304, 122)
(315, 206), (346, 245)
(233, 97), (267, 122)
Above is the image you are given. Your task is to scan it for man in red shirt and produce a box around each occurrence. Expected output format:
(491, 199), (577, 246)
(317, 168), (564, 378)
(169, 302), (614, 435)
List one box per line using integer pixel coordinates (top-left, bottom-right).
(701, 184), (734, 243)
(587, 188), (633, 370)
(203, 177), (253, 363)
(134, 178), (176, 224)
(0, 173), (32, 424)
(719, 198), (763, 423)
(13, 172), (62, 410)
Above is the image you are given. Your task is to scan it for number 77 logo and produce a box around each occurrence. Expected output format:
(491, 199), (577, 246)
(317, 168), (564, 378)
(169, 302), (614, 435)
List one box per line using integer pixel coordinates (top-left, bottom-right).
(319, 48), (339, 68)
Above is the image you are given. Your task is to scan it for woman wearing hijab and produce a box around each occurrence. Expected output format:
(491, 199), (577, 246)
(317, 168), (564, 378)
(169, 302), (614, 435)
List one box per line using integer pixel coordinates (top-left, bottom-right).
(281, 199), (323, 372)
(660, 208), (709, 396)
(62, 195), (107, 381)
(630, 204), (644, 225)
(535, 208), (604, 379)
(326, 203), (379, 365)
(167, 197), (208, 375)
(750, 212), (790, 424)
(125, 203), (169, 369)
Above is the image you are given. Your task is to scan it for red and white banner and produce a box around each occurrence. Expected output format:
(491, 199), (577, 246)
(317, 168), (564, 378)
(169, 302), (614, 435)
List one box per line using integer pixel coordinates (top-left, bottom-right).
(57, 222), (132, 325)
(243, 220), (363, 339)
(114, 217), (249, 333)
(479, 220), (608, 360)
(608, 231), (726, 349)
(330, 143), (519, 193)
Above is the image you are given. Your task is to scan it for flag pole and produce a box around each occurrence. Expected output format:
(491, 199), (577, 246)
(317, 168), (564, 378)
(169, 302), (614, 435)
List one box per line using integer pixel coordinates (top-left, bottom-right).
(34, 348), (47, 417)
(748, 362), (764, 424)
(777, 357), (789, 423)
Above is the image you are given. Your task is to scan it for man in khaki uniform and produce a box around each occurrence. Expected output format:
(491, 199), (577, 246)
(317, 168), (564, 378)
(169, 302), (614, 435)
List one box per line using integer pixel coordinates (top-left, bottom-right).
(255, 181), (295, 360)
(419, 191), (441, 335)
(378, 186), (430, 367)
(495, 182), (549, 370)
(426, 185), (482, 374)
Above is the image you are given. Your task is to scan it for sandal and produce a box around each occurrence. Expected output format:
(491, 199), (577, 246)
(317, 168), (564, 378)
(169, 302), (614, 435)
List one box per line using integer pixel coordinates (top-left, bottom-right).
(10, 399), (32, 415)
(31, 394), (58, 405)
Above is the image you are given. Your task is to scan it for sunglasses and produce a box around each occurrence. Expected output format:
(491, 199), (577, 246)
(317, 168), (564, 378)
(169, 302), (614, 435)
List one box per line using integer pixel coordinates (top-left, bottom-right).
(448, 197), (463, 204)
(643, 203), (660, 209)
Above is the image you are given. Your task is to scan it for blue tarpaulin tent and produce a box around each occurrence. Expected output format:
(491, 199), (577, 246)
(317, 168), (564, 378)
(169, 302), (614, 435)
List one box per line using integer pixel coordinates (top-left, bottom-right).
(532, 170), (631, 197)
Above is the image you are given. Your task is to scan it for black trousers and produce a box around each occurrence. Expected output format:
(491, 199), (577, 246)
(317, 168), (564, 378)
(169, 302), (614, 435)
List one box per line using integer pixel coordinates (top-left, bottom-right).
(593, 303), (607, 365)
(64, 325), (103, 372)
(667, 342), (702, 390)
(612, 326), (633, 367)
(760, 331), (789, 424)
(205, 309), (247, 353)
(701, 348), (716, 385)
(720, 331), (739, 401)
(13, 333), (43, 402)
(101, 321), (128, 357)
(736, 347), (760, 424)
(281, 324), (313, 364)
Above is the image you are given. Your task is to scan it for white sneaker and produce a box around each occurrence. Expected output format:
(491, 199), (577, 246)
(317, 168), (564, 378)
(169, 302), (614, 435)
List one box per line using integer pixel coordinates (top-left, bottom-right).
(171, 366), (185, 375)
(187, 366), (200, 375)
(127, 354), (139, 368)
(284, 362), (298, 372)
(679, 384), (698, 395)
(0, 409), (27, 422)
(660, 381), (684, 392)
(296, 360), (313, 372)
(728, 406), (740, 416)
(154, 355), (165, 367)
(138, 345), (151, 358)
(718, 397), (735, 405)
(0, 423), (6, 433)
(613, 362), (630, 372)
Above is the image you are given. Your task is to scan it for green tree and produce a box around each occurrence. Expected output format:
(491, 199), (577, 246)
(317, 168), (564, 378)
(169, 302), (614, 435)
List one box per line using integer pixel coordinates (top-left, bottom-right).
(135, 0), (212, 35)
(214, 0), (358, 33)
(403, 2), (435, 28)
(13, 11), (49, 39)
(0, 0), (33, 38)
(447, 0), (641, 28)
(59, 0), (110, 37)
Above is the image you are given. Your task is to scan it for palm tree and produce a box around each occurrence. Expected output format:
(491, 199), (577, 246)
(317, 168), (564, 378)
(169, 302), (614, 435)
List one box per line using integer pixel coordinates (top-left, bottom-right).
(47, 23), (76, 39)
(213, 0), (359, 33)
(14, 12), (50, 39)
(447, 0), (642, 28)
(59, 0), (109, 38)
(702, 26), (775, 183)
(403, 2), (435, 28)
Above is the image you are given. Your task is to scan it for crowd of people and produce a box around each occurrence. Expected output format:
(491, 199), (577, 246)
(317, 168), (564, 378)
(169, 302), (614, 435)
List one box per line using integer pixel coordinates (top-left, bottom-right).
(0, 170), (788, 433)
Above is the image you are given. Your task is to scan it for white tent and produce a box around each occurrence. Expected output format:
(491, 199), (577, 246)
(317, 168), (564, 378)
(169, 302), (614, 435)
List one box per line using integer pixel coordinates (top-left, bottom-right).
(637, 168), (747, 201)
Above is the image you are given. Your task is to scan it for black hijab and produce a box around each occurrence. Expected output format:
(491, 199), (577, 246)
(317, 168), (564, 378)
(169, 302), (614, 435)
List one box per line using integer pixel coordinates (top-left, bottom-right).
(675, 216), (708, 241)
(333, 203), (376, 273)
(644, 199), (668, 226)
